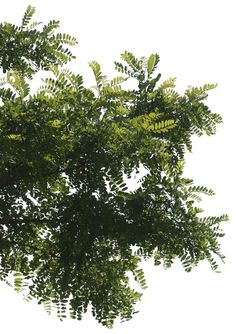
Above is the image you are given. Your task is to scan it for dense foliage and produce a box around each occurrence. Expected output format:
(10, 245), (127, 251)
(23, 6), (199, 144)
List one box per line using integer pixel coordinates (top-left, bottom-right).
(0, 6), (227, 327)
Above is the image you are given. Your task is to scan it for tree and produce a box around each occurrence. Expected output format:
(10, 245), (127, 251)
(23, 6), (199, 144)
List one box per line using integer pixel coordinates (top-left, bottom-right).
(0, 6), (228, 327)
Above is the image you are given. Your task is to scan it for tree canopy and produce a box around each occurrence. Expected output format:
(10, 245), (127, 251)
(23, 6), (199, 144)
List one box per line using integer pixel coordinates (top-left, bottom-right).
(0, 6), (228, 327)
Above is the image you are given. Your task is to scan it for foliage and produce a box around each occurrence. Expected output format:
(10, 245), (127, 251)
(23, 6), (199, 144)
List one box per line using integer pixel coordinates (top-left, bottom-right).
(0, 5), (77, 77)
(0, 6), (228, 328)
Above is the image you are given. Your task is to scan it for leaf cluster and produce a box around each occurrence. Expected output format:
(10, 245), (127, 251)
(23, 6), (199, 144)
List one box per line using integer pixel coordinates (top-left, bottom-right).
(0, 5), (77, 77)
(0, 6), (228, 328)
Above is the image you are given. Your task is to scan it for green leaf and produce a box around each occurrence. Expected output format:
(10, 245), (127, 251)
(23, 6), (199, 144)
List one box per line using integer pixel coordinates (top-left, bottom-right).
(89, 61), (107, 91)
(147, 53), (159, 77)
(43, 20), (60, 34)
(21, 5), (36, 29)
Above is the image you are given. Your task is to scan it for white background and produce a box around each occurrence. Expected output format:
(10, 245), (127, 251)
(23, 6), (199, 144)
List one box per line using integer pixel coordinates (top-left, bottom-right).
(0, 0), (235, 333)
